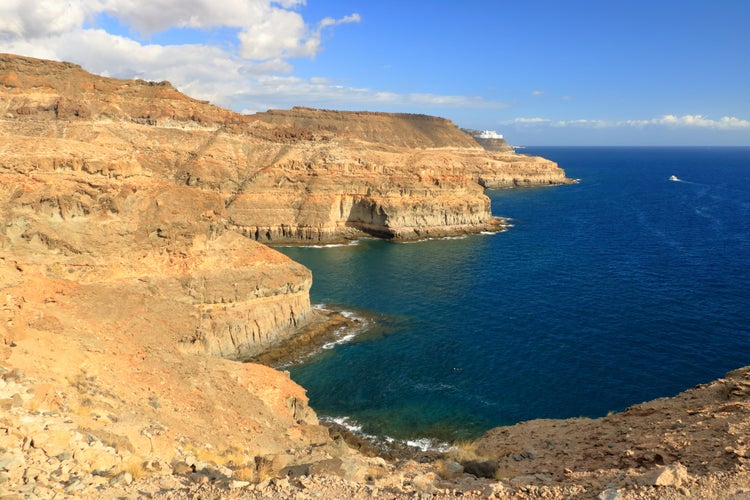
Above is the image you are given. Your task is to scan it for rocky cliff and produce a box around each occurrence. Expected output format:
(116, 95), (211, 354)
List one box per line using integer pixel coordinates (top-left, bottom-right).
(0, 53), (569, 371)
(1, 54), (571, 246)
(0, 52), (570, 496)
(1, 53), (569, 361)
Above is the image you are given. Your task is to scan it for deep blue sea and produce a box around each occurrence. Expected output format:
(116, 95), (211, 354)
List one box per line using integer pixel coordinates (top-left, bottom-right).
(278, 147), (750, 445)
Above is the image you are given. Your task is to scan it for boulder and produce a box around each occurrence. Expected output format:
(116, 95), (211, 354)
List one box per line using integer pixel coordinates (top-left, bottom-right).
(637, 463), (690, 487)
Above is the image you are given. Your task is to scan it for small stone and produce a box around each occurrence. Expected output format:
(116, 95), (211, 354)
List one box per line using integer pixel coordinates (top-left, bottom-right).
(51, 468), (70, 483)
(462, 459), (497, 479)
(143, 459), (164, 473)
(109, 471), (133, 486)
(229, 479), (250, 489)
(0, 454), (23, 471)
(193, 460), (212, 472)
(38, 427), (73, 458)
(189, 472), (210, 484)
(441, 461), (464, 479)
(158, 476), (180, 489)
(271, 476), (289, 489)
(412, 472), (437, 494)
(23, 466), (44, 483)
(91, 475), (109, 487)
(74, 446), (118, 474)
(172, 461), (193, 475)
(598, 488), (624, 500)
(65, 479), (85, 492)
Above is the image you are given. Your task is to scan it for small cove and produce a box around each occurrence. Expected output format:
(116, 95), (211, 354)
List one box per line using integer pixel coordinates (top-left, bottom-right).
(278, 147), (750, 444)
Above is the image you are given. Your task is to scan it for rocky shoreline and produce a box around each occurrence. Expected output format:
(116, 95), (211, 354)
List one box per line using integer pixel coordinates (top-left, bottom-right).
(4, 362), (750, 498)
(246, 307), (364, 368)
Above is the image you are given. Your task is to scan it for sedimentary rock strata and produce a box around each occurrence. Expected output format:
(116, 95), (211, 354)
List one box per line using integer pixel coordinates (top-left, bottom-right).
(1, 54), (570, 245)
(1, 52), (571, 359)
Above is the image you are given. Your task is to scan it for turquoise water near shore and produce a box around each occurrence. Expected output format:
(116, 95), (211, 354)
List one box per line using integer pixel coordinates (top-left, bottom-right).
(278, 147), (750, 444)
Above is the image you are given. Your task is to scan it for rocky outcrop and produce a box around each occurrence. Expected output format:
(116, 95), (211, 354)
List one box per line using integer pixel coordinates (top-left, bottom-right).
(0, 165), (312, 361)
(248, 107), (570, 240)
(466, 366), (750, 498)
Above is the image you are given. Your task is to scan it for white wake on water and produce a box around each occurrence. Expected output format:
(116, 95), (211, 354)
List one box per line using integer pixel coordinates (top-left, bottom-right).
(312, 304), (370, 351)
(322, 416), (451, 452)
(274, 241), (361, 249)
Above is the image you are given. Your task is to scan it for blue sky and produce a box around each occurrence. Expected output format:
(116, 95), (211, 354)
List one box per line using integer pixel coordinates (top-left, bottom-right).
(2, 1), (749, 145)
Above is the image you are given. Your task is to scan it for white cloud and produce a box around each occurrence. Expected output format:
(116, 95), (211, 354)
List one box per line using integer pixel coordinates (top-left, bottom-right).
(0, 0), (359, 61)
(0, 0), (91, 38)
(238, 8), (309, 59)
(509, 117), (551, 124)
(0, 1), (509, 116)
(0, 0), (379, 111)
(319, 13), (361, 30)
(531, 90), (544, 96)
(637, 114), (750, 129)
(408, 93), (508, 108)
(0, 2), (542, 118)
(506, 115), (750, 130)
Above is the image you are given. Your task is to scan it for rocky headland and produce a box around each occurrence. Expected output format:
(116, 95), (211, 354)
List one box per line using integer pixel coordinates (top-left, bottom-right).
(2, 53), (750, 499)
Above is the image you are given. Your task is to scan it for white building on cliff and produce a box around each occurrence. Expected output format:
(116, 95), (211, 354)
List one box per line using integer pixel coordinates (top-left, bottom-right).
(477, 130), (504, 139)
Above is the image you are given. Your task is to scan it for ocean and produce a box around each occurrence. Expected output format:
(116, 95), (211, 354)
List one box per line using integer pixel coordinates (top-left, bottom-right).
(277, 147), (750, 446)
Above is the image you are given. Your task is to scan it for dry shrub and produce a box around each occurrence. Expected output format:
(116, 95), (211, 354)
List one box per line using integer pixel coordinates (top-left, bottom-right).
(254, 456), (276, 483)
(115, 457), (146, 480)
(446, 440), (485, 463)
(228, 457), (275, 483)
(233, 465), (256, 482)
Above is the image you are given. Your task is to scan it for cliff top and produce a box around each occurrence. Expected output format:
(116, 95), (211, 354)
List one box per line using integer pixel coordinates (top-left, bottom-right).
(1, 53), (484, 150)
(254, 106), (482, 149)
(0, 53), (246, 126)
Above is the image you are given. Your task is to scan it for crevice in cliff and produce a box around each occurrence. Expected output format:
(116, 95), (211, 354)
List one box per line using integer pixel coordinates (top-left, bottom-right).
(344, 198), (395, 239)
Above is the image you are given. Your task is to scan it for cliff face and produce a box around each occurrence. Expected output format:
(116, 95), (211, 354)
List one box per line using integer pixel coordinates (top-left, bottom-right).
(1, 54), (570, 246)
(231, 108), (570, 242)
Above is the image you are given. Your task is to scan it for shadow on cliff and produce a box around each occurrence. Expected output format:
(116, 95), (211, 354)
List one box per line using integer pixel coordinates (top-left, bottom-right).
(345, 199), (395, 239)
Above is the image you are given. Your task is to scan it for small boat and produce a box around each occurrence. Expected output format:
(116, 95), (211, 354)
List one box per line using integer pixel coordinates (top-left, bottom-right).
(669, 175), (679, 181)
